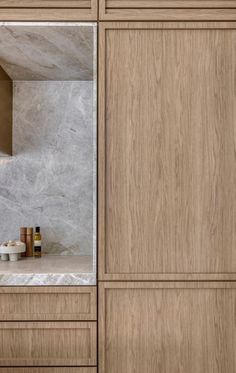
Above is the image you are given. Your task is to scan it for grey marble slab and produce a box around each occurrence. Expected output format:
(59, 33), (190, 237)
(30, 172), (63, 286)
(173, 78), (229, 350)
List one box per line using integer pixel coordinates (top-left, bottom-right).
(0, 22), (96, 81)
(0, 255), (96, 285)
(0, 81), (96, 257)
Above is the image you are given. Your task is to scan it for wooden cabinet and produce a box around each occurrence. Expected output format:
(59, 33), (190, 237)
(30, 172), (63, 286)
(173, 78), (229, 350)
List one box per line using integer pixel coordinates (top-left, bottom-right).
(0, 368), (97, 373)
(99, 0), (236, 20)
(0, 286), (97, 321)
(0, 287), (97, 368)
(99, 282), (236, 373)
(98, 21), (236, 369)
(99, 7), (236, 373)
(0, 321), (97, 366)
(99, 21), (236, 281)
(0, 0), (97, 20)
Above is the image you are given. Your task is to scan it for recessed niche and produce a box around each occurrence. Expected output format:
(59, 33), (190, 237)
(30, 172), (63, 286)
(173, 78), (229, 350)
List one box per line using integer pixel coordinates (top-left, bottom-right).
(0, 22), (97, 262)
(0, 66), (12, 157)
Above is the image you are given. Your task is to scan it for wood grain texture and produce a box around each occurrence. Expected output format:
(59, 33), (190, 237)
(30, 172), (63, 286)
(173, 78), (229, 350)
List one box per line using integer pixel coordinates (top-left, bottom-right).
(99, 22), (236, 281)
(0, 65), (12, 156)
(100, 0), (236, 19)
(0, 321), (97, 366)
(0, 0), (97, 20)
(99, 282), (236, 373)
(0, 0), (91, 7)
(0, 287), (97, 321)
(107, 0), (236, 8)
(0, 369), (97, 373)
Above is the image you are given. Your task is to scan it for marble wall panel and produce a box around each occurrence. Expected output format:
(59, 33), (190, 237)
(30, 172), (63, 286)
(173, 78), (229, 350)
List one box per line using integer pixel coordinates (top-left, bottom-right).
(0, 81), (95, 256)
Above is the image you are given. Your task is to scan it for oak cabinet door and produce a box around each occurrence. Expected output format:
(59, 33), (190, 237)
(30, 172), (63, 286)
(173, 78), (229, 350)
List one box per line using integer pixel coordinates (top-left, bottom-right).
(99, 22), (236, 281)
(99, 282), (236, 373)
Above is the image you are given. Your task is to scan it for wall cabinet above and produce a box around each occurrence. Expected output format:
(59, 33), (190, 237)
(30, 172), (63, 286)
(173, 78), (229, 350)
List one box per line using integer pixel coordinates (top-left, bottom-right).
(0, 0), (235, 21)
(0, 0), (97, 20)
(99, 0), (236, 20)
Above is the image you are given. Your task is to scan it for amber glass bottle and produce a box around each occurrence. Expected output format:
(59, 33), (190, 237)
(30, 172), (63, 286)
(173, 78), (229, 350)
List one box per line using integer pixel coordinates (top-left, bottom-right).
(34, 226), (42, 257)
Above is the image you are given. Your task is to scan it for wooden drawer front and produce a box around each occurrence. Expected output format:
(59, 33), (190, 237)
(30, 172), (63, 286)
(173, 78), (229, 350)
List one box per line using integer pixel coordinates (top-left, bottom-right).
(99, 0), (236, 20)
(0, 369), (97, 373)
(0, 0), (97, 20)
(0, 321), (97, 366)
(0, 287), (97, 321)
(99, 282), (236, 373)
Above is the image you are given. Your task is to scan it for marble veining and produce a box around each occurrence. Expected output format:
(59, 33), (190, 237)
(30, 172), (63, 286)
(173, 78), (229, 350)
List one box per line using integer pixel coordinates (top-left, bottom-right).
(0, 23), (95, 80)
(0, 81), (96, 256)
(0, 274), (96, 286)
(0, 255), (96, 285)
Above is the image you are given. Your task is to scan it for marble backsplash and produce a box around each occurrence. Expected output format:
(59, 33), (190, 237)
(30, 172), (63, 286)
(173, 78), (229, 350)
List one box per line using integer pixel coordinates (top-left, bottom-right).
(0, 80), (95, 256)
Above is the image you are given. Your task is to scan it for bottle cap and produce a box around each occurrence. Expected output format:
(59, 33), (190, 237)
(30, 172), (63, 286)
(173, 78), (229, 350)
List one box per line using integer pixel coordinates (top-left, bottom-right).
(35, 226), (40, 233)
(26, 227), (33, 234)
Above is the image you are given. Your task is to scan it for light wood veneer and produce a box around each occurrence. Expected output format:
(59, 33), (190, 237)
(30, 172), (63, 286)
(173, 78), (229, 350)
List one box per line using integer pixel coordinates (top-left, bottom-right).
(99, 0), (236, 20)
(99, 22), (236, 281)
(99, 282), (236, 373)
(0, 286), (97, 321)
(0, 321), (97, 366)
(0, 0), (97, 20)
(0, 369), (97, 373)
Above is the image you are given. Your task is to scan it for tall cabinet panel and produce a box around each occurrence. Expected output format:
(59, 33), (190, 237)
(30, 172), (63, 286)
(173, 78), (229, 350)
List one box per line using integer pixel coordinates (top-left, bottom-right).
(99, 20), (236, 373)
(99, 22), (236, 281)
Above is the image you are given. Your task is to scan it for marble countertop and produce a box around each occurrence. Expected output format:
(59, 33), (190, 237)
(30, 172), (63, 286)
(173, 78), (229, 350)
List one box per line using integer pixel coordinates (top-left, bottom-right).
(0, 255), (96, 286)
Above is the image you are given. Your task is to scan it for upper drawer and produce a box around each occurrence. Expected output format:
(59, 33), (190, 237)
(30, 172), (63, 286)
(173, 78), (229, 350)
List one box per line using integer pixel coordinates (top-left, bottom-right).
(0, 286), (97, 321)
(0, 0), (97, 20)
(99, 0), (236, 20)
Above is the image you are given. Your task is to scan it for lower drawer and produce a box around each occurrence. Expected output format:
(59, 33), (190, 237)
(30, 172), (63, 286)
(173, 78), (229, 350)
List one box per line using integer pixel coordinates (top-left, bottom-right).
(0, 322), (97, 366)
(0, 369), (97, 373)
